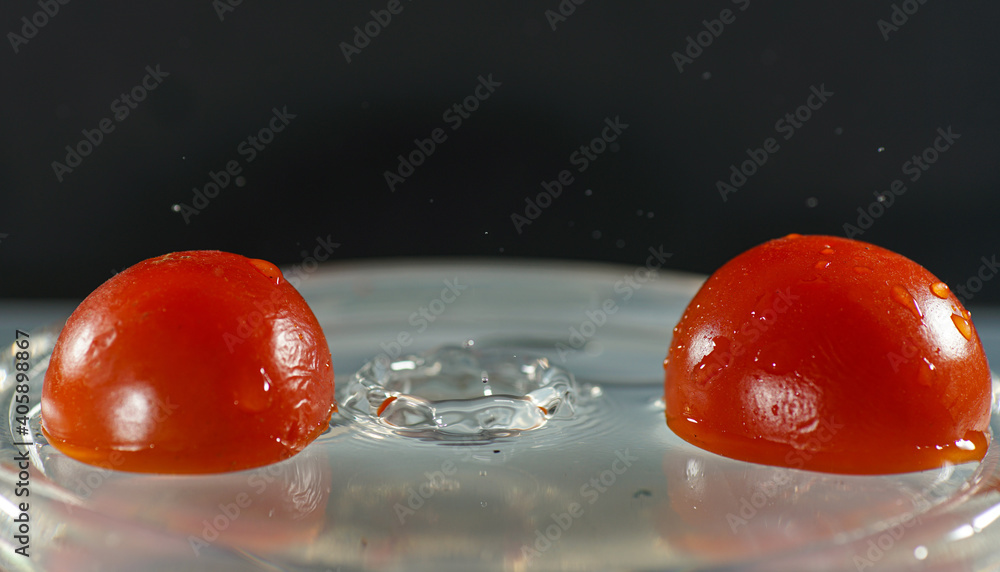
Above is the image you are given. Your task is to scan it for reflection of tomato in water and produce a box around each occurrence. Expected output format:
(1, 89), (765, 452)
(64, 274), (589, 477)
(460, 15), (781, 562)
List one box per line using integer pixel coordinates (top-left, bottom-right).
(46, 451), (331, 569)
(664, 234), (992, 474)
(657, 450), (926, 564)
(41, 251), (335, 474)
(180, 452), (332, 556)
(658, 450), (801, 560)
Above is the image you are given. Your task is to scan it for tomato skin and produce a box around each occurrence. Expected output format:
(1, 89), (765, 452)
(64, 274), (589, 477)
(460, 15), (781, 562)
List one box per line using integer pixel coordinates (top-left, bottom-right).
(664, 234), (992, 474)
(41, 251), (335, 474)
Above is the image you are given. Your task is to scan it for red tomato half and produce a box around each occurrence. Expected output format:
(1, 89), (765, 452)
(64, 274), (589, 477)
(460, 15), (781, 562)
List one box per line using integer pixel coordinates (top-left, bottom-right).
(41, 251), (335, 474)
(664, 234), (992, 474)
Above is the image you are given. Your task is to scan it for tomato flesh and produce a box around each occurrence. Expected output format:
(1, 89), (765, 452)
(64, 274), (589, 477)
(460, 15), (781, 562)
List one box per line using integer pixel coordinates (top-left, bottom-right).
(41, 251), (335, 474)
(664, 234), (992, 474)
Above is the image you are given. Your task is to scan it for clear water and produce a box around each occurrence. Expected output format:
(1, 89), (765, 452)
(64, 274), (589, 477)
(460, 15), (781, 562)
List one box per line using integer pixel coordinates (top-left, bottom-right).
(341, 345), (581, 438)
(1, 260), (999, 572)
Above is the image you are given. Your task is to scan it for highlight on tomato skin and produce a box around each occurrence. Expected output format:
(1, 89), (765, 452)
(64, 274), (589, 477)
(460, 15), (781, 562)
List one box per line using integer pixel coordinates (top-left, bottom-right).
(40, 250), (336, 474)
(663, 234), (993, 475)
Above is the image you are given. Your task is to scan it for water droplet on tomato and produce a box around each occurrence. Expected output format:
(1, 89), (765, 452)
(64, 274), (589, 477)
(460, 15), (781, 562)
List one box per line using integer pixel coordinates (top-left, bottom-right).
(92, 330), (117, 351)
(951, 314), (973, 341)
(930, 282), (950, 299)
(890, 285), (923, 319)
(955, 438), (975, 451)
(853, 266), (871, 275)
(248, 258), (284, 285)
(693, 337), (731, 386)
(820, 248), (835, 255)
(235, 367), (275, 412)
(283, 423), (301, 448)
(814, 260), (830, 270)
(754, 341), (795, 375)
(917, 358), (936, 386)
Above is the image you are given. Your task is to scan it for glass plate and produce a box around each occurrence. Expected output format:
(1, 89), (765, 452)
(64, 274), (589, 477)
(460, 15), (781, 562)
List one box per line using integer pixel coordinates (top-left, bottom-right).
(1, 259), (999, 572)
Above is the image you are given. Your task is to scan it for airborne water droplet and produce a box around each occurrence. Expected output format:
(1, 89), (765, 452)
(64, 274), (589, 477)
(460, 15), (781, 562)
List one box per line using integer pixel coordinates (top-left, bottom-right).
(951, 314), (973, 341)
(890, 285), (923, 319)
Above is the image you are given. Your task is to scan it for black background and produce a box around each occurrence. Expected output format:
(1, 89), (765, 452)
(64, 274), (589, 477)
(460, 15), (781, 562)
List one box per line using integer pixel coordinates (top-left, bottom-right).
(2, 1), (998, 303)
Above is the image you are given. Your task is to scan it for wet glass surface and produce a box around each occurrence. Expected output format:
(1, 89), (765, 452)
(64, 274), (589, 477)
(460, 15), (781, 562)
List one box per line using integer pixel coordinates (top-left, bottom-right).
(1, 259), (998, 571)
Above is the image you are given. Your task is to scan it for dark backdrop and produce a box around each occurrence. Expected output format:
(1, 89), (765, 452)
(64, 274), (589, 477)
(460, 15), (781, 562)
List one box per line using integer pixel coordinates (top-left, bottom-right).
(2, 1), (999, 303)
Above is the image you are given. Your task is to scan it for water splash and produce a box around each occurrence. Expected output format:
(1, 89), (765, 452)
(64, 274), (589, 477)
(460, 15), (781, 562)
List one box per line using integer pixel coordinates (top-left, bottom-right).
(340, 345), (579, 439)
